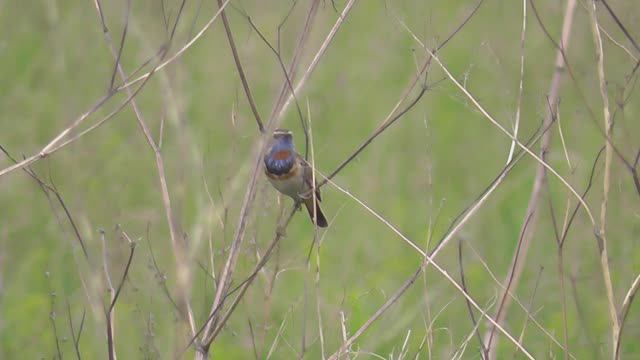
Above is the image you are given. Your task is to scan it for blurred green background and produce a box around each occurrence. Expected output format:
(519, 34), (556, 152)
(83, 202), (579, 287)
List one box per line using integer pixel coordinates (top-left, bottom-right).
(1, 0), (639, 358)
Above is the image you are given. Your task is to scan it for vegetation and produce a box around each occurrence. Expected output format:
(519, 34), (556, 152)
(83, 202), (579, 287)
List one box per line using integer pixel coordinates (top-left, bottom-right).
(1, 0), (639, 358)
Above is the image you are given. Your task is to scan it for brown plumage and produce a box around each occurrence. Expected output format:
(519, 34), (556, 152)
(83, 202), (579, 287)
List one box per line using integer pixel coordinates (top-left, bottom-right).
(303, 197), (328, 228)
(264, 129), (328, 228)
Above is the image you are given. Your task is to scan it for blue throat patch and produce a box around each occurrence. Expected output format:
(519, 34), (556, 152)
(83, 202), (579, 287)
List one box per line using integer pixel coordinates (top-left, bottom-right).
(265, 141), (295, 175)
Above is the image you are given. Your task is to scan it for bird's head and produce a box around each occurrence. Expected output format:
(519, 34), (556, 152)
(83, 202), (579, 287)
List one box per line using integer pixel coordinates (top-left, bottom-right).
(272, 128), (293, 146)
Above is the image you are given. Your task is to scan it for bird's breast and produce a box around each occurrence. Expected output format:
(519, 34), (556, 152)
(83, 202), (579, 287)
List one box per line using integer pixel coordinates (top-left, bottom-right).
(265, 161), (306, 199)
(264, 149), (295, 175)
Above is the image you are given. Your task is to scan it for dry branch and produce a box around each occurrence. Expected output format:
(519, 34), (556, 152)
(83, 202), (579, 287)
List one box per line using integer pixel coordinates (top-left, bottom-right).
(415, 2), (582, 357)
(615, 273), (640, 358)
(588, 1), (620, 357)
(215, 0), (265, 133)
(195, 3), (359, 357)
(320, 174), (535, 358)
(92, 0), (197, 342)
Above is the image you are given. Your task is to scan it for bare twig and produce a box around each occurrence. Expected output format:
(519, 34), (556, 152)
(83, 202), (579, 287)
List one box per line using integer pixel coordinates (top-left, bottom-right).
(428, 105), (553, 259)
(107, 0), (129, 91)
(358, 111), (562, 356)
(145, 228), (181, 315)
(247, 318), (259, 360)
(240, 0), (321, 157)
(319, 175), (535, 358)
(93, 0), (197, 340)
(314, 83), (558, 357)
(421, 2), (584, 356)
(442, 0), (595, 219)
(512, 267), (543, 359)
(547, 187), (570, 360)
(197, 156), (266, 354)
(66, 300), (84, 360)
(100, 230), (116, 360)
(0, 92), (112, 179)
(46, 273), (63, 360)
(215, 0), (264, 133)
(239, 4), (318, 159)
(196, 2), (359, 356)
(568, 274), (600, 355)
(466, 243), (573, 357)
(398, 5), (584, 268)
(532, 0), (640, 197)
(599, 0), (640, 54)
(588, 2), (619, 356)
(452, 297), (495, 360)
(209, 211), (293, 339)
(104, 230), (136, 360)
(339, 310), (348, 354)
(272, 0), (359, 127)
(458, 240), (488, 359)
(315, 239), (327, 360)
(615, 273), (640, 358)
(0, 145), (88, 259)
(600, 26), (638, 62)
(318, 85), (428, 189)
(183, 207), (297, 355)
(556, 104), (573, 171)
(327, 266), (424, 360)
(556, 147), (606, 249)
(0, 0), (215, 180)
(117, 0), (234, 91)
(509, 0), (527, 163)
(484, 212), (536, 356)
(322, 0), (485, 189)
(266, 306), (292, 359)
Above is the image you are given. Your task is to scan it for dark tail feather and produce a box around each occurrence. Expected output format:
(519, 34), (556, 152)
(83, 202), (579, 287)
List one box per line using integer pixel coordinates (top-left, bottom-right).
(304, 199), (328, 228)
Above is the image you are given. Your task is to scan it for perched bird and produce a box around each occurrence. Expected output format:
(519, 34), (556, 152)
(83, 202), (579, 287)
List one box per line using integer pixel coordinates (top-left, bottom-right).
(264, 129), (328, 228)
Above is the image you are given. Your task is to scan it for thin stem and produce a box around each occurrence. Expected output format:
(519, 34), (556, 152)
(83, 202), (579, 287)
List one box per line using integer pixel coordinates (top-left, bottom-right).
(215, 0), (265, 133)
(588, 2), (619, 357)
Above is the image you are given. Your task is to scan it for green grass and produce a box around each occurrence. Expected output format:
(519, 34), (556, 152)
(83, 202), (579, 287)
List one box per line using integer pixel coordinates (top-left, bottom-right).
(1, 0), (639, 358)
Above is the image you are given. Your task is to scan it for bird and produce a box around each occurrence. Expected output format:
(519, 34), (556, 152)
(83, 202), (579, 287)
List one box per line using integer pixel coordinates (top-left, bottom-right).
(264, 129), (328, 228)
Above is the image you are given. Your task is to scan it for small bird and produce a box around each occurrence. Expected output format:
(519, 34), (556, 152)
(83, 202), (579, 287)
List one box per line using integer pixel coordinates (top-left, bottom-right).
(264, 129), (328, 227)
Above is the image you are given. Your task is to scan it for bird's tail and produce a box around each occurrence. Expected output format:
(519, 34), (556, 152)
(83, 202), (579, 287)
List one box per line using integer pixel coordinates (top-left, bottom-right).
(304, 198), (328, 228)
